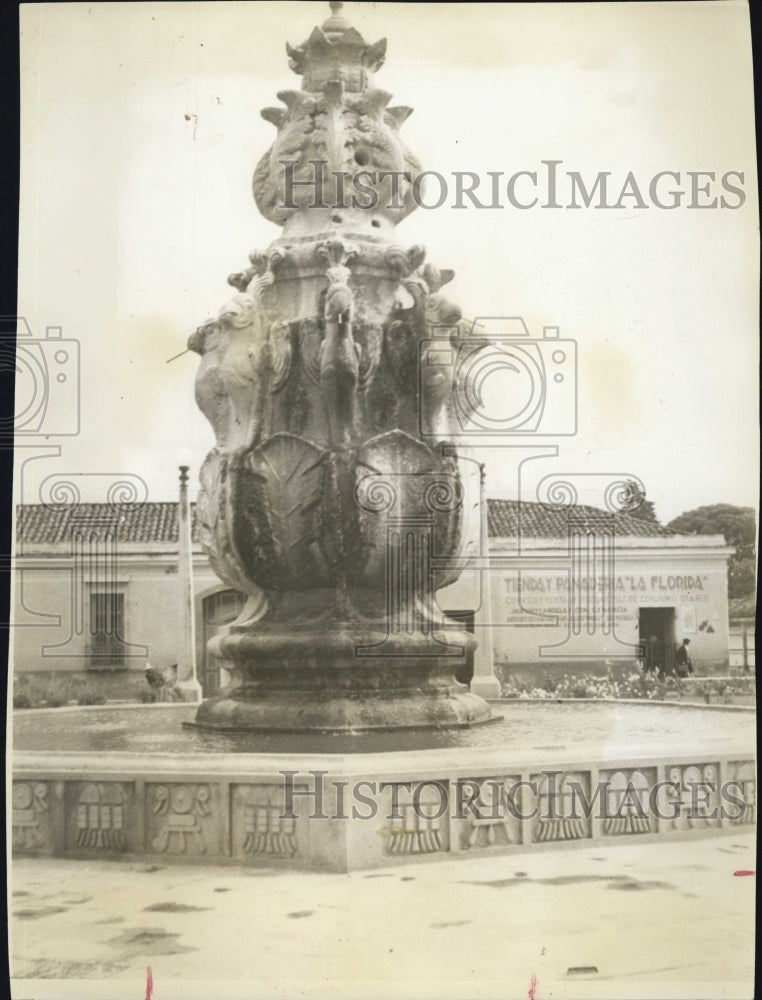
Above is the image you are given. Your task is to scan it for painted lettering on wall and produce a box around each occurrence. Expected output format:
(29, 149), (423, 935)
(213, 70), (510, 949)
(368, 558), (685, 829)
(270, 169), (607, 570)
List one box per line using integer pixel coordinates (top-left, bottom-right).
(503, 574), (708, 594)
(500, 571), (715, 630)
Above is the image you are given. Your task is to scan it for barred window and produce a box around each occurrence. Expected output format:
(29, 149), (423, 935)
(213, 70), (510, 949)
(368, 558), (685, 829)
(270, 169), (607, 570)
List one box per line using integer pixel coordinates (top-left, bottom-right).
(90, 592), (124, 638)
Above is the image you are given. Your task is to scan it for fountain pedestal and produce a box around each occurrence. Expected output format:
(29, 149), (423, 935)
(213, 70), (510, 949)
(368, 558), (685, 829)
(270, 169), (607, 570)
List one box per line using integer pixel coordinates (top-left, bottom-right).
(195, 611), (491, 733)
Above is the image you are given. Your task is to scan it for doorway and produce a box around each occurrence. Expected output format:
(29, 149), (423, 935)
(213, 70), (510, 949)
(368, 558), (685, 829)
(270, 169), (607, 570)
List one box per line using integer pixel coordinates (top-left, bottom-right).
(638, 607), (676, 677)
(201, 589), (246, 695)
(444, 609), (475, 685)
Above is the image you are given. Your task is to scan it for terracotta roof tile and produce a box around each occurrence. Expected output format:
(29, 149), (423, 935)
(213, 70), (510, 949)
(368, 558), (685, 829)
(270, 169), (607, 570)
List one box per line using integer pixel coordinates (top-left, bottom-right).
(487, 498), (678, 539)
(16, 503), (199, 544)
(16, 498), (677, 545)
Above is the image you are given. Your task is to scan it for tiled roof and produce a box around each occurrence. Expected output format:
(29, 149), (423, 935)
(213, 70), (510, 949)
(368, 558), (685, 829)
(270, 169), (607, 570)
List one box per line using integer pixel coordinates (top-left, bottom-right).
(16, 503), (199, 545)
(16, 498), (677, 545)
(487, 499), (679, 538)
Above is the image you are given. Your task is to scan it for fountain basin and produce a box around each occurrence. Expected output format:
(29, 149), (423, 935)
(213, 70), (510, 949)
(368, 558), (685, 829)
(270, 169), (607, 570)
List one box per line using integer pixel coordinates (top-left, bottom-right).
(12, 702), (755, 872)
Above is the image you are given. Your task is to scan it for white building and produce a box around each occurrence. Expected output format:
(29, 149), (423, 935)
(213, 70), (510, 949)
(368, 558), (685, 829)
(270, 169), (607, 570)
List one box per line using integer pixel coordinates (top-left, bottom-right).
(12, 498), (732, 695)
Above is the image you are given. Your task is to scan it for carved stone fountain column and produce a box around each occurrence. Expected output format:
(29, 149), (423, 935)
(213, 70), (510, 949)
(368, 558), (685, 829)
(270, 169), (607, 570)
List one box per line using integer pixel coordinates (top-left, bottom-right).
(189, 2), (492, 731)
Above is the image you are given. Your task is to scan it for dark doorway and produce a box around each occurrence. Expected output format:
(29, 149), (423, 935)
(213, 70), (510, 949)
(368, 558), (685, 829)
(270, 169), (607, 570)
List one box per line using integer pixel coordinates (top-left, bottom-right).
(201, 589), (246, 695)
(638, 607), (676, 677)
(444, 609), (475, 685)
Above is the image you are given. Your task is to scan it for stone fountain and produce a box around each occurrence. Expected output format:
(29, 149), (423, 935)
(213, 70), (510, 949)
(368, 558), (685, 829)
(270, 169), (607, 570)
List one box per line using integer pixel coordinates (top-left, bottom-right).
(189, 1), (492, 733)
(12, 4), (755, 873)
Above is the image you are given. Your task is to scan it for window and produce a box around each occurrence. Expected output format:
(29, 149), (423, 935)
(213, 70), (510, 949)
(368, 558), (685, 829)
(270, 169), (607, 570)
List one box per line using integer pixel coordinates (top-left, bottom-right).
(87, 592), (126, 664)
(90, 592), (124, 638)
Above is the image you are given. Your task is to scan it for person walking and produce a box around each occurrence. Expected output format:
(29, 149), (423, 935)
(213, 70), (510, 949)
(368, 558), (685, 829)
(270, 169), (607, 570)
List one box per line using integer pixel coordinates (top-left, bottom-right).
(675, 638), (693, 680)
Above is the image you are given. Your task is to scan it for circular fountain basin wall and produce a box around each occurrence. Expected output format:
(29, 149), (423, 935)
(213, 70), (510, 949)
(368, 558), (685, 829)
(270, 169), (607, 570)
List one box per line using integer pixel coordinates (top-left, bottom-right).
(12, 702), (756, 872)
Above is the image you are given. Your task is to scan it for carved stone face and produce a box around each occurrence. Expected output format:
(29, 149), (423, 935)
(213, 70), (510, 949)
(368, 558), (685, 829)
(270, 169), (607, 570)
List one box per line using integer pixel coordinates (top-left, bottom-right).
(253, 89), (421, 226)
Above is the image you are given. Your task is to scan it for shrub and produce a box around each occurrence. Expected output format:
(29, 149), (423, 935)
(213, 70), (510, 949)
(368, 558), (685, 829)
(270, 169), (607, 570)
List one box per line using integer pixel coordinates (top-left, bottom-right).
(77, 688), (108, 706)
(39, 676), (71, 707)
(499, 668), (754, 704)
(694, 677), (755, 704)
(12, 672), (113, 709)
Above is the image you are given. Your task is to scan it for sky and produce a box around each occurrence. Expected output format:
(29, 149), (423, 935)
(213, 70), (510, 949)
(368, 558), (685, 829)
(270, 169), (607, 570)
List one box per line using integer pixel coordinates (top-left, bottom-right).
(15, 1), (759, 525)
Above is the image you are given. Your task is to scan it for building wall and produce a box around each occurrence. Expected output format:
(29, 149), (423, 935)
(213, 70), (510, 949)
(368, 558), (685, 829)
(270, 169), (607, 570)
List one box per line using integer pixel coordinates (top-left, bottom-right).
(439, 535), (732, 678)
(11, 546), (224, 678)
(13, 535), (733, 685)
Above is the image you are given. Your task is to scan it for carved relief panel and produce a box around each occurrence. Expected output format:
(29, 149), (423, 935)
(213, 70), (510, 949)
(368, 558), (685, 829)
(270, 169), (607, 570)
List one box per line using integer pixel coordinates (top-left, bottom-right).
(65, 782), (134, 852)
(231, 784), (306, 860)
(12, 781), (53, 853)
(529, 770), (592, 843)
(146, 783), (220, 856)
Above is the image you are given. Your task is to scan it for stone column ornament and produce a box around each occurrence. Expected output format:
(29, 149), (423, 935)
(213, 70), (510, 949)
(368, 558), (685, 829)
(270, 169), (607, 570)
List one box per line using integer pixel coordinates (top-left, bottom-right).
(175, 465), (202, 702)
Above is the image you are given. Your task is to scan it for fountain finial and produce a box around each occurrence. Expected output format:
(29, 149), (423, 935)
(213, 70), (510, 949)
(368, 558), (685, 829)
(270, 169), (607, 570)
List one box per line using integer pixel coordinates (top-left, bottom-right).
(285, 1), (386, 93)
(322, 1), (350, 39)
(256, 1), (418, 228)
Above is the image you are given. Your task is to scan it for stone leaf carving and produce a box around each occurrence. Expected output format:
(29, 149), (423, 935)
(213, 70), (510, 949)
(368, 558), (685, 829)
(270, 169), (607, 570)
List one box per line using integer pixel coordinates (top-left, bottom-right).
(354, 322), (383, 388)
(384, 318), (418, 396)
(197, 449), (258, 598)
(232, 434), (332, 591)
(354, 430), (463, 591)
(253, 84), (421, 224)
(298, 317), (324, 388)
(299, 317), (381, 393)
(268, 320), (293, 394)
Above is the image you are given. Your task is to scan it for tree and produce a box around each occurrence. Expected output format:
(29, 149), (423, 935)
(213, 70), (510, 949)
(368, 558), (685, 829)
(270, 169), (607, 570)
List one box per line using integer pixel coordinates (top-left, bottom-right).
(667, 504), (757, 599)
(620, 479), (659, 523)
(729, 558), (756, 600)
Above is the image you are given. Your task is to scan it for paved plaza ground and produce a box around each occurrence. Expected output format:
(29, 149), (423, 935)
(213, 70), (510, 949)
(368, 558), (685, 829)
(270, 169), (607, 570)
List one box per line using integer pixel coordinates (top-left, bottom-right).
(10, 831), (756, 1000)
